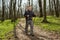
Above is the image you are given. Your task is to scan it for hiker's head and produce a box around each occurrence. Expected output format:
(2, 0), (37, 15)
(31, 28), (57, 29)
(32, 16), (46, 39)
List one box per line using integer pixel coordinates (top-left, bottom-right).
(26, 5), (32, 11)
(28, 5), (32, 11)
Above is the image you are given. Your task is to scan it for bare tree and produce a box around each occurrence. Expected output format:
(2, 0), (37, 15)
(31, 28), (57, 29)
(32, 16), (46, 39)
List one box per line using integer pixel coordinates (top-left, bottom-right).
(20, 0), (22, 17)
(49, 0), (51, 15)
(1, 0), (5, 21)
(42, 0), (48, 23)
(39, 0), (43, 17)
(56, 0), (59, 17)
(28, 0), (30, 6)
(31, 0), (33, 6)
(31, 0), (33, 10)
(17, 0), (20, 18)
(49, 0), (54, 16)
(13, 0), (17, 22)
(17, 0), (22, 18)
(53, 0), (59, 17)
(9, 0), (13, 19)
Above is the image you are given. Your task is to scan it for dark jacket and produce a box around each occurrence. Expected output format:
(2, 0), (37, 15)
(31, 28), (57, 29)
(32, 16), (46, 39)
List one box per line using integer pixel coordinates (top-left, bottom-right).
(24, 10), (36, 20)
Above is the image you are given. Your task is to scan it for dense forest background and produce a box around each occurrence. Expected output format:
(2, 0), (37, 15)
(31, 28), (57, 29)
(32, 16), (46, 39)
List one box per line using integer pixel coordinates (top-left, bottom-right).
(0, 0), (60, 40)
(0, 0), (60, 22)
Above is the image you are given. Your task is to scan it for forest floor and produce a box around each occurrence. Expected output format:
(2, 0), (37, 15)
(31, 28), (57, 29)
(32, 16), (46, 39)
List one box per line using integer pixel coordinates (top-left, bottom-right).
(15, 18), (60, 40)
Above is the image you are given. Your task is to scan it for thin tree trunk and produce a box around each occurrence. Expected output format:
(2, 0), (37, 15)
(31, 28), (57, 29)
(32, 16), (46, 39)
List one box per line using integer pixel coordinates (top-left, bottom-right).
(1, 0), (5, 21)
(42, 0), (48, 23)
(31, 0), (33, 10)
(49, 0), (51, 15)
(17, 0), (19, 18)
(51, 1), (54, 16)
(31, 0), (33, 6)
(56, 0), (59, 17)
(28, 0), (30, 6)
(20, 0), (22, 17)
(14, 0), (17, 21)
(9, 0), (13, 19)
(53, 0), (59, 17)
(39, 0), (43, 17)
(11, 0), (16, 22)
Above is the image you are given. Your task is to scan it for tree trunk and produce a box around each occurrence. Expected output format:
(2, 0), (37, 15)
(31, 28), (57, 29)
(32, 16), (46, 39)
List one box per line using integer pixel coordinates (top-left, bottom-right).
(51, 0), (54, 16)
(31, 0), (33, 10)
(20, 0), (22, 17)
(31, 0), (33, 6)
(1, 0), (5, 21)
(17, 4), (19, 18)
(53, 0), (59, 17)
(11, 0), (16, 22)
(28, 0), (30, 6)
(39, 0), (43, 17)
(56, 0), (59, 17)
(42, 0), (48, 23)
(49, 0), (51, 15)
(9, 0), (13, 19)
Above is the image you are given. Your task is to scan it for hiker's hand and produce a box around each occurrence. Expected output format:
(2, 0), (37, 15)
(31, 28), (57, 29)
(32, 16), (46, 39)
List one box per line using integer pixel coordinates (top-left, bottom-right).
(27, 15), (29, 17)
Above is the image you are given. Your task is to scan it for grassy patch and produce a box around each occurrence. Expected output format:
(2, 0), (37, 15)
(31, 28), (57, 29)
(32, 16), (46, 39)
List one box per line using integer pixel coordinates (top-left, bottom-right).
(0, 19), (19, 39)
(33, 16), (60, 32)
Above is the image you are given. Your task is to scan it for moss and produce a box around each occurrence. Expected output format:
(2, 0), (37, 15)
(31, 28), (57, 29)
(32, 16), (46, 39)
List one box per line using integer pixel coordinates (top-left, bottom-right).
(0, 19), (19, 39)
(33, 16), (60, 32)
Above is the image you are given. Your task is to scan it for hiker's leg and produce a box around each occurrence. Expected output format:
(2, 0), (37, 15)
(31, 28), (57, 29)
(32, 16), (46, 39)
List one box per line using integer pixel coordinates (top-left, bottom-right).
(25, 21), (29, 33)
(30, 20), (34, 34)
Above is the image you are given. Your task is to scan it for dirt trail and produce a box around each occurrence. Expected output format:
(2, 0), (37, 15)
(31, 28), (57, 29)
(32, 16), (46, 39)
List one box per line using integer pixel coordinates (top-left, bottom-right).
(16, 18), (60, 40)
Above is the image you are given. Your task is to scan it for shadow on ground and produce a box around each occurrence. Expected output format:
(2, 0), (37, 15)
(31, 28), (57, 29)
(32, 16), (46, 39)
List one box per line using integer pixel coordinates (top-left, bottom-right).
(17, 24), (52, 40)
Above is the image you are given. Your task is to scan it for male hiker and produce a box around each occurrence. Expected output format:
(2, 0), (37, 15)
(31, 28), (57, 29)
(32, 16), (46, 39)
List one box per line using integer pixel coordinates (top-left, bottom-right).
(24, 6), (36, 36)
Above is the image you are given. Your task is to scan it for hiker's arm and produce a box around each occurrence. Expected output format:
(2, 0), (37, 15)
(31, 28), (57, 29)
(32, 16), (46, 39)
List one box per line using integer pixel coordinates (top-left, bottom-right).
(33, 12), (36, 17)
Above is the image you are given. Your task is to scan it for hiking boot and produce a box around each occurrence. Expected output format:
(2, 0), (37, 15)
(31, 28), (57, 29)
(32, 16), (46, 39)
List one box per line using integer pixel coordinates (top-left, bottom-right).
(25, 31), (28, 35)
(30, 34), (34, 36)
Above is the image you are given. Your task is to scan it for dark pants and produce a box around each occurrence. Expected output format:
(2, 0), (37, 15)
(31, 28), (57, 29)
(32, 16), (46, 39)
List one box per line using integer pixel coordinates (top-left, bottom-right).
(25, 20), (34, 34)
